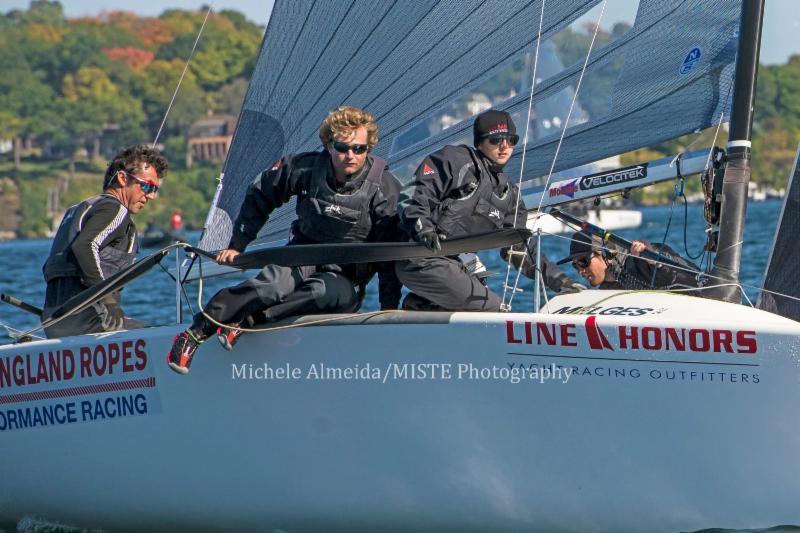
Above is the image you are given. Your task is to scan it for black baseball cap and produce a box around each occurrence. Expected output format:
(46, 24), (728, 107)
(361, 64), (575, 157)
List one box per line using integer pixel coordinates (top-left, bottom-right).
(557, 229), (605, 265)
(473, 109), (519, 146)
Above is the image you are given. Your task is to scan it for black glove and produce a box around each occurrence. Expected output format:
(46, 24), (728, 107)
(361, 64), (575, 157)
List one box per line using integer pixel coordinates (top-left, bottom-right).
(415, 229), (443, 252)
(94, 295), (125, 331)
(559, 280), (588, 294)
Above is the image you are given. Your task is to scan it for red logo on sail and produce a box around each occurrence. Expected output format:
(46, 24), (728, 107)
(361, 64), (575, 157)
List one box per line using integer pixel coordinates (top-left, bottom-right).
(549, 179), (579, 198)
(585, 316), (614, 350)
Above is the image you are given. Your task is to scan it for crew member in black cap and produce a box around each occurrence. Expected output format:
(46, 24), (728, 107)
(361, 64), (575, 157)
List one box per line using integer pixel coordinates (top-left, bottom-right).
(395, 109), (584, 311)
(559, 229), (700, 291)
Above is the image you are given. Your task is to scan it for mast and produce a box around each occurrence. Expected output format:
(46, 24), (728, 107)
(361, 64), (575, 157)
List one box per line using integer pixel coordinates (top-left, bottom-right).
(708, 0), (765, 303)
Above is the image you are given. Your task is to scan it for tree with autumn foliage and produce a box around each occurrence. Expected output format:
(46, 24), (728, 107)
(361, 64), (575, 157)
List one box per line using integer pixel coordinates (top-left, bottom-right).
(0, 1), (264, 236)
(0, 1), (263, 168)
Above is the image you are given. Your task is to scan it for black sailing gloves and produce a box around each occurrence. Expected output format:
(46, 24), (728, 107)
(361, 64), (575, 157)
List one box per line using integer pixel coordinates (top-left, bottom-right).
(93, 294), (125, 332)
(552, 275), (587, 294)
(415, 228), (444, 252)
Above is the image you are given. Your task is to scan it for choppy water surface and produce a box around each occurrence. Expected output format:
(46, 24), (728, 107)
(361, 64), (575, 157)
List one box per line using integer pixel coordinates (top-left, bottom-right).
(0, 200), (785, 344)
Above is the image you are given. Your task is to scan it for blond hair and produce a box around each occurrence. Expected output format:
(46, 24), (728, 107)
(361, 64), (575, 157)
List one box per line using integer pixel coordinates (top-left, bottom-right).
(319, 106), (378, 149)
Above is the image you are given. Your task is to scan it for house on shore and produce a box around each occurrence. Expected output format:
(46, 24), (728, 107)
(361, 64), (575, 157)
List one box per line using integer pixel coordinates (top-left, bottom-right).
(186, 114), (236, 168)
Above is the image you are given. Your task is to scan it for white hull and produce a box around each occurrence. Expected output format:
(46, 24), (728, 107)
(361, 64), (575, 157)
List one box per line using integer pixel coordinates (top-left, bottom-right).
(1, 291), (799, 531)
(528, 209), (642, 234)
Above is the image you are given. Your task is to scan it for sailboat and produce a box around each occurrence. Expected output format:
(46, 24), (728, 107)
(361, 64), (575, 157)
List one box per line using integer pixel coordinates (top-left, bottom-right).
(2, 0), (799, 530)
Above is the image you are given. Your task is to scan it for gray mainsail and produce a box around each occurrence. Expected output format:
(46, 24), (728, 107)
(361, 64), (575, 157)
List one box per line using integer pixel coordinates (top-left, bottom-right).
(757, 143), (800, 320)
(199, 0), (741, 252)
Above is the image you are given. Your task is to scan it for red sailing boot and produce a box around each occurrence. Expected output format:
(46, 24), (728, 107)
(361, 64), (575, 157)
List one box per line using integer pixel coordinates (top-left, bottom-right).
(167, 330), (203, 374)
(216, 325), (244, 351)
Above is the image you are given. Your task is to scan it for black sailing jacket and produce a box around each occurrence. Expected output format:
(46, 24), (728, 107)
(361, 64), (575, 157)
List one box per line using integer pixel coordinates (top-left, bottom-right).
(399, 144), (574, 292)
(229, 150), (402, 309)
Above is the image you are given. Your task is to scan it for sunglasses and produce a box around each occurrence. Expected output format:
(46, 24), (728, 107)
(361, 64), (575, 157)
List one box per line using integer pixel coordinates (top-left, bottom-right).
(572, 255), (593, 269)
(124, 170), (160, 194)
(486, 135), (519, 146)
(331, 141), (369, 155)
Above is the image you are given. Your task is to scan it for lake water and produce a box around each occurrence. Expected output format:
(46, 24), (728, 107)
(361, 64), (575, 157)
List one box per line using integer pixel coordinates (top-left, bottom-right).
(0, 200), (784, 345)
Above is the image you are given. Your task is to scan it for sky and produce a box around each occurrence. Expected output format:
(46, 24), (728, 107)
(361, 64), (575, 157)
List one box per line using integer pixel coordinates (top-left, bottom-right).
(0, 0), (798, 65)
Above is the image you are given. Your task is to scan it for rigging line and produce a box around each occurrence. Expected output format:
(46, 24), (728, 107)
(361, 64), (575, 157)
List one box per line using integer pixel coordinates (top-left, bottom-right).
(689, 82), (734, 262)
(502, 0), (546, 308)
(365, 0), (637, 148)
(694, 70), (735, 173)
(671, 79), (731, 259)
(152, 6), (212, 148)
(0, 319), (44, 341)
(508, 0), (607, 310)
(754, 286), (800, 303)
(179, 254), (199, 316)
(651, 186), (679, 287)
(741, 287), (755, 308)
(652, 153), (689, 286)
(296, 1), (609, 152)
(504, 233), (530, 309)
(670, 283), (755, 307)
(509, 211), (587, 308)
(389, 1), (733, 179)
(155, 261), (196, 317)
(509, 55), (739, 185)
(536, 0), (605, 215)
(538, 266), (551, 310)
(682, 194), (704, 261)
(374, 0), (682, 156)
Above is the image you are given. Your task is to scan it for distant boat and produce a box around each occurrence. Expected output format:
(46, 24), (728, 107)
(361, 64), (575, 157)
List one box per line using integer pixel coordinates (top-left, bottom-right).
(138, 224), (187, 248)
(748, 182), (767, 201)
(528, 207), (641, 234)
(765, 187), (785, 199)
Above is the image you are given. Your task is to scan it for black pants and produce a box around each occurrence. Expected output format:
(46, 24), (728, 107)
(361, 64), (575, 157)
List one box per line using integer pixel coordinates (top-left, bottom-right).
(42, 277), (144, 338)
(395, 256), (501, 311)
(191, 264), (361, 338)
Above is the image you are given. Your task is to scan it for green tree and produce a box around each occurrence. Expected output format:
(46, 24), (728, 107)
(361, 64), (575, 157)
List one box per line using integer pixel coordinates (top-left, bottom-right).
(157, 11), (261, 91)
(53, 66), (145, 173)
(0, 41), (55, 167)
(751, 118), (799, 188)
(130, 59), (209, 142)
(20, 0), (65, 25)
(213, 77), (250, 115)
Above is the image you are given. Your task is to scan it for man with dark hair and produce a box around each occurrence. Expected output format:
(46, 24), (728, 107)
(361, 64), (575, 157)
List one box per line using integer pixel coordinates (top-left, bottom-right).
(41, 144), (168, 338)
(395, 109), (584, 311)
(167, 106), (402, 375)
(559, 229), (700, 291)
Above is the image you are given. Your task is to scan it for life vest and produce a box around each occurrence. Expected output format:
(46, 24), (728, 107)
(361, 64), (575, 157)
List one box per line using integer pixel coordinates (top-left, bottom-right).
(170, 211), (182, 230)
(603, 244), (701, 292)
(293, 154), (387, 244)
(431, 146), (516, 239)
(42, 194), (138, 283)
